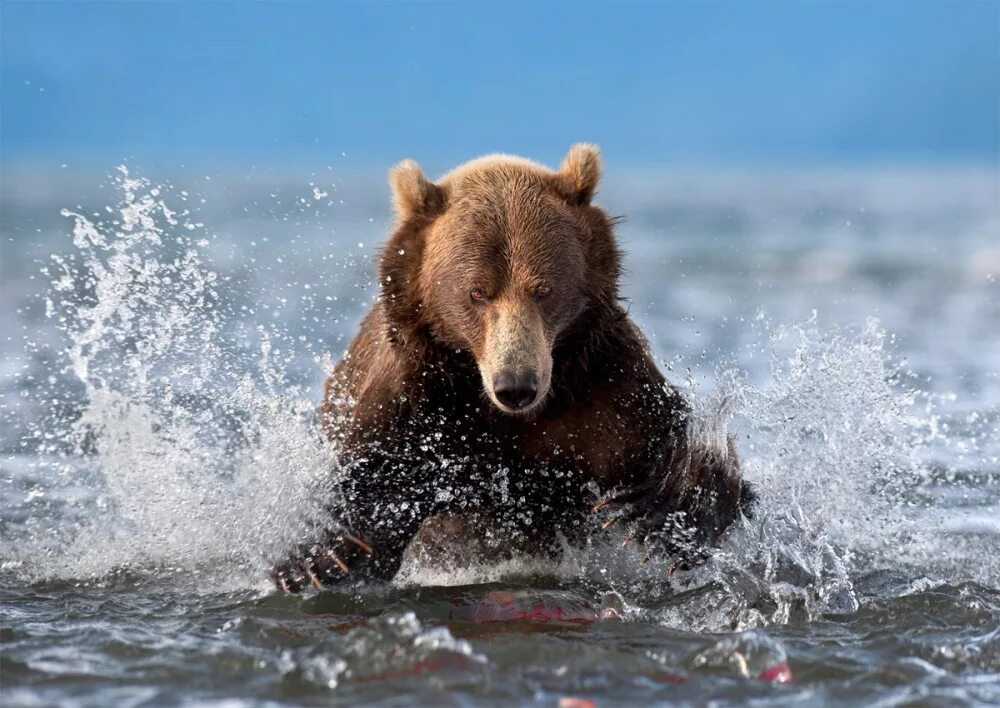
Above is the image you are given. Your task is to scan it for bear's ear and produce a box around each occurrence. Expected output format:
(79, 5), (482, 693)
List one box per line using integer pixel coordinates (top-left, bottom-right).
(559, 143), (602, 205)
(389, 159), (445, 220)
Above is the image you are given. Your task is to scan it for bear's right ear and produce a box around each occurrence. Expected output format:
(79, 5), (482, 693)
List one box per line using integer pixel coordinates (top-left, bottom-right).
(389, 159), (446, 221)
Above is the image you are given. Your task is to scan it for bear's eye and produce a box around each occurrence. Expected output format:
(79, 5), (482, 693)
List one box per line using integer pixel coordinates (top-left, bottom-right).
(535, 282), (553, 299)
(470, 288), (488, 303)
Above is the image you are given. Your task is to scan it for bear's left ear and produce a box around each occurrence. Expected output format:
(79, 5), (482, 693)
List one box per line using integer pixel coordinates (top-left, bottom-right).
(559, 143), (602, 205)
(389, 159), (446, 221)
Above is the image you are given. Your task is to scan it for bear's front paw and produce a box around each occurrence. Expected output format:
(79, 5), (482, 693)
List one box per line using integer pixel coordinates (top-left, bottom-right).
(593, 482), (707, 568)
(594, 442), (753, 570)
(271, 528), (374, 594)
(593, 477), (754, 571)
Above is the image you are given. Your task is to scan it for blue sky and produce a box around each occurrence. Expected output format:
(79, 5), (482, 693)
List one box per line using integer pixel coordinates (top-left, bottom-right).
(2, 1), (998, 171)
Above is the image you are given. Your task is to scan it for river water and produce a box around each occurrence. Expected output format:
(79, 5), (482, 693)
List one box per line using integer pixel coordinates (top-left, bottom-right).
(1, 164), (998, 705)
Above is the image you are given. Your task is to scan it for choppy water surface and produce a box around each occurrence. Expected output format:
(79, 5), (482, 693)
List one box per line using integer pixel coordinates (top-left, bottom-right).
(1, 165), (998, 706)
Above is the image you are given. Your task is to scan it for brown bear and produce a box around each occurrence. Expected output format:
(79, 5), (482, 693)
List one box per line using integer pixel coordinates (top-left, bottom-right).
(272, 145), (754, 592)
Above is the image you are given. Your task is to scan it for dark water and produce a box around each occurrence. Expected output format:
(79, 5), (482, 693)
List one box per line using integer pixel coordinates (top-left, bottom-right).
(4, 577), (999, 706)
(1, 165), (998, 705)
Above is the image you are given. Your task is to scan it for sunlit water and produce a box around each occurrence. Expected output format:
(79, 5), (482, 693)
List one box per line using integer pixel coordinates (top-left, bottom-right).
(2, 165), (998, 705)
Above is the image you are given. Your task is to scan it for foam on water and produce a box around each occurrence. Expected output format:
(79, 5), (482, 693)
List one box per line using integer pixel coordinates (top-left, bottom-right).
(4, 170), (997, 622)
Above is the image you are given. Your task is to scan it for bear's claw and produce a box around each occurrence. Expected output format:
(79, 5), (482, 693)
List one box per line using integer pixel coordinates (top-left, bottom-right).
(343, 532), (374, 555)
(593, 481), (705, 566)
(271, 529), (375, 594)
(591, 481), (659, 514)
(305, 567), (324, 589)
(331, 554), (350, 574)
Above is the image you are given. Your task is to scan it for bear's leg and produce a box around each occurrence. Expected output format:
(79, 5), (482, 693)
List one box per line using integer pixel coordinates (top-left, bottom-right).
(272, 456), (441, 592)
(593, 436), (754, 568)
(481, 464), (591, 561)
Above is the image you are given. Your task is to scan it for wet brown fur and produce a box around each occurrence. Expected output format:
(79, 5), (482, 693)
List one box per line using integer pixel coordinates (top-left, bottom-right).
(274, 146), (752, 591)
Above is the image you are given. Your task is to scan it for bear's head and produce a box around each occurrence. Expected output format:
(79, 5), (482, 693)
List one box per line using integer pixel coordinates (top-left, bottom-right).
(379, 144), (621, 415)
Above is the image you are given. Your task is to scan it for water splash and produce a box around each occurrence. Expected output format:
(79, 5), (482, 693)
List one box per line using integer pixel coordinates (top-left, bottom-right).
(643, 316), (1000, 631)
(396, 313), (998, 633)
(6, 168), (337, 588)
(5, 169), (996, 621)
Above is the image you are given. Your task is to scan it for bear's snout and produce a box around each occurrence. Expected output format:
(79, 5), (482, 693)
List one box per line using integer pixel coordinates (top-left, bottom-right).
(477, 298), (552, 415)
(491, 370), (539, 411)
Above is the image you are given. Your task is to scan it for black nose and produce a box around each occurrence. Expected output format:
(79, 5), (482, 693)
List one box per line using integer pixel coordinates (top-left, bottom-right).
(492, 371), (539, 410)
